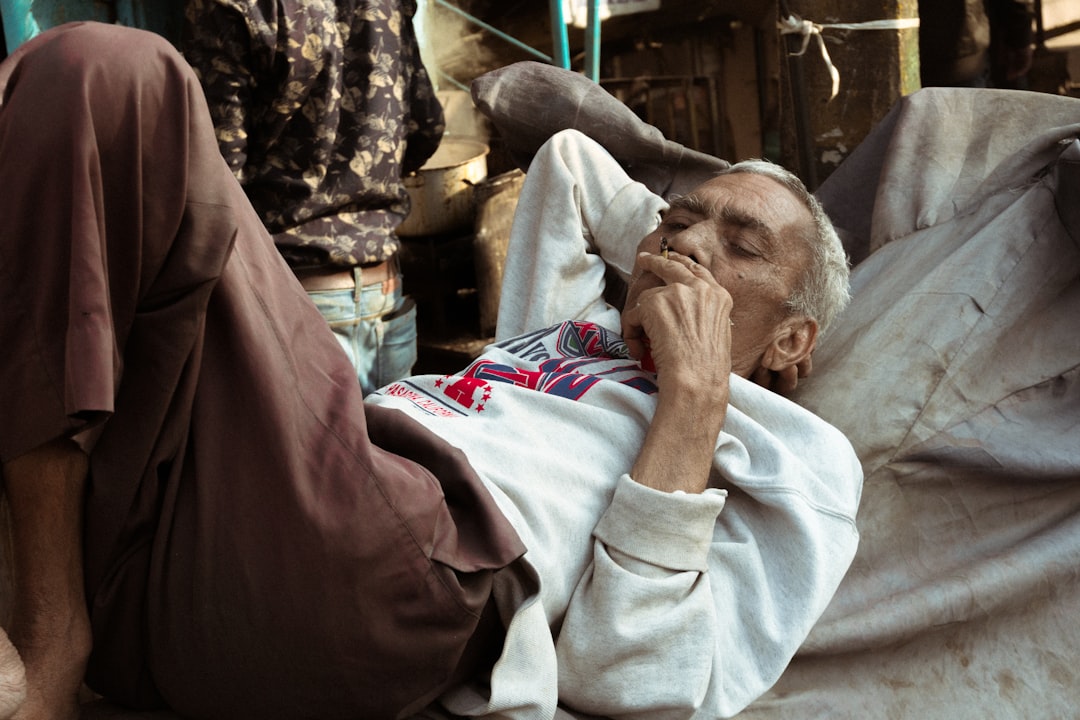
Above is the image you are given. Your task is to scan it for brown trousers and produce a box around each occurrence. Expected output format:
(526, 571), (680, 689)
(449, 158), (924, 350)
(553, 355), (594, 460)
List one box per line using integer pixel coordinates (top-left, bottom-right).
(0, 22), (522, 720)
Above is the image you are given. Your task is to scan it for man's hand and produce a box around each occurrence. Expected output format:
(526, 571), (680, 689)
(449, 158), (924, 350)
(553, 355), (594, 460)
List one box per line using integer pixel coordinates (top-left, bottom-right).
(621, 251), (734, 390)
(751, 354), (813, 397)
(622, 252), (733, 494)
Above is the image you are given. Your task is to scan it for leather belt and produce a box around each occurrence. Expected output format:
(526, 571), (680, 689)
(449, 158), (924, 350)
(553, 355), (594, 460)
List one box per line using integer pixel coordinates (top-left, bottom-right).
(294, 260), (394, 292)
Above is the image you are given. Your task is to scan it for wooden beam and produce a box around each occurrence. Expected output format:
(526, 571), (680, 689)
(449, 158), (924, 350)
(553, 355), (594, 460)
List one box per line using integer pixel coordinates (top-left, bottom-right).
(778, 0), (920, 188)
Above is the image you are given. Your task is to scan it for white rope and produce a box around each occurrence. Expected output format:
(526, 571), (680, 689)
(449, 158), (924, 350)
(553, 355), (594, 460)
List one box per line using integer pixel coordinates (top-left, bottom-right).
(777, 14), (921, 100)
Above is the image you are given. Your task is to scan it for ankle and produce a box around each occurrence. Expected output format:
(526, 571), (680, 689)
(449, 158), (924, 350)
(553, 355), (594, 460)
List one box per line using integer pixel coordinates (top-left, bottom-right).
(0, 629), (27, 720)
(9, 602), (90, 720)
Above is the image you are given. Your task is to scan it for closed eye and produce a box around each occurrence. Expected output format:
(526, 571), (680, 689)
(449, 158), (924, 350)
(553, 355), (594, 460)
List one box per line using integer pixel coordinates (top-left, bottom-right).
(730, 241), (763, 259)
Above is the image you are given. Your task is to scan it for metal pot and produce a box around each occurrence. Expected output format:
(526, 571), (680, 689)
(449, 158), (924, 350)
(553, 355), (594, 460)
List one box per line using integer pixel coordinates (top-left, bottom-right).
(397, 137), (489, 237)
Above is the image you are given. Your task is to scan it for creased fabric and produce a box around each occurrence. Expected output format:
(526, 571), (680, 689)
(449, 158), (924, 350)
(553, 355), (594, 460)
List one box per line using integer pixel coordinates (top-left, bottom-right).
(739, 87), (1080, 719)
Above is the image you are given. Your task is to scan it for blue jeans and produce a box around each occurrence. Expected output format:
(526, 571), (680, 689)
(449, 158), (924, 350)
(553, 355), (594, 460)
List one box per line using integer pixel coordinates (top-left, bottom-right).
(307, 269), (418, 395)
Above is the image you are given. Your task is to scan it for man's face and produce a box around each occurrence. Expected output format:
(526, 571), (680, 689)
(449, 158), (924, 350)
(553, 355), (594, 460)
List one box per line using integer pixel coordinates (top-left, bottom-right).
(624, 172), (813, 376)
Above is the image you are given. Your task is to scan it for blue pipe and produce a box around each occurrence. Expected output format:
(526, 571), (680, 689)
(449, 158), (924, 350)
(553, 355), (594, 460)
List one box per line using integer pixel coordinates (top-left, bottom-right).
(549, 0), (570, 69)
(584, 0), (601, 81)
(436, 68), (470, 92)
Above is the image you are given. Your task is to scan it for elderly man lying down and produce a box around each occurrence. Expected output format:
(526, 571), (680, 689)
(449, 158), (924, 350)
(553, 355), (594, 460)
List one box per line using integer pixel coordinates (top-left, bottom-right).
(466, 52), (1080, 719)
(0, 22), (861, 720)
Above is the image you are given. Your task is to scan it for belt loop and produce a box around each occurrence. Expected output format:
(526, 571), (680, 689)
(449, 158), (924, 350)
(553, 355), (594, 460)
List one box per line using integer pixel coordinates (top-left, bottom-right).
(353, 266), (363, 302)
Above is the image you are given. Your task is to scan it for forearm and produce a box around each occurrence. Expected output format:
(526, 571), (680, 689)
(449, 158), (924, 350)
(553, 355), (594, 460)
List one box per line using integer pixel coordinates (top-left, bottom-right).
(556, 476), (725, 719)
(631, 376), (727, 494)
(560, 378), (864, 719)
(627, 260), (733, 494)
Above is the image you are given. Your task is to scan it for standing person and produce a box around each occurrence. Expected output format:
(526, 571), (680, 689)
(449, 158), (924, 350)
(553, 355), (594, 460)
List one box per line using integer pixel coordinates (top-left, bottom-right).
(181, 0), (444, 394)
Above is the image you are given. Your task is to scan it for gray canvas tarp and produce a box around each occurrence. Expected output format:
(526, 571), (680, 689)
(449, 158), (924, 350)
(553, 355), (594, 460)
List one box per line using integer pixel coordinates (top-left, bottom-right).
(741, 87), (1080, 719)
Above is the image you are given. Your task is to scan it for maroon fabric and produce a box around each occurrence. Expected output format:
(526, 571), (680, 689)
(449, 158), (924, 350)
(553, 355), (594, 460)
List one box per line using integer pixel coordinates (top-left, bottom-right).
(0, 22), (524, 719)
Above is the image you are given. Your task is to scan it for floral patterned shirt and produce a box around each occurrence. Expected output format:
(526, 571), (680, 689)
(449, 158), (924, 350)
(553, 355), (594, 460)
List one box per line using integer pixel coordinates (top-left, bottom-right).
(182, 0), (444, 267)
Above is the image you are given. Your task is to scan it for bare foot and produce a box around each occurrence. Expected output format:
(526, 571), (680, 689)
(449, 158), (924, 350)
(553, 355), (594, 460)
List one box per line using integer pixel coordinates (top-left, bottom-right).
(0, 628), (26, 720)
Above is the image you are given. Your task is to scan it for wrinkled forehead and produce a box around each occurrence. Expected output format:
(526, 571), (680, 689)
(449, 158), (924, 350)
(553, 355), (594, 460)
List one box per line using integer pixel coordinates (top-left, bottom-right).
(671, 173), (814, 256)
(676, 173), (810, 226)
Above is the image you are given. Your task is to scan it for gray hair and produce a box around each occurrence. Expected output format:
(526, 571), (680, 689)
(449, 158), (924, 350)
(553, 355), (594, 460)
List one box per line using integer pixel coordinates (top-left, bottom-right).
(715, 159), (851, 334)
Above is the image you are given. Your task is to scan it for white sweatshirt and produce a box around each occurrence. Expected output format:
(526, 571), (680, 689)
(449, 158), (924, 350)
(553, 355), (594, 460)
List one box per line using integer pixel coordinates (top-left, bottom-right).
(368, 130), (862, 720)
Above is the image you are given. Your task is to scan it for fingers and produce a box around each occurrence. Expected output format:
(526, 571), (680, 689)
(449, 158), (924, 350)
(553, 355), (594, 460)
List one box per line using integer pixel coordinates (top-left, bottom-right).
(623, 250), (709, 357)
(772, 365), (800, 395)
(623, 250), (734, 380)
(751, 365), (799, 396)
(635, 250), (713, 285)
(749, 355), (813, 397)
(622, 321), (647, 360)
(751, 366), (774, 391)
(796, 354), (813, 379)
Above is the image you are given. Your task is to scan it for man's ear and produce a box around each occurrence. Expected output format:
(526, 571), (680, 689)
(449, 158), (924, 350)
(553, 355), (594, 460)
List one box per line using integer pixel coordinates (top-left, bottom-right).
(761, 316), (818, 373)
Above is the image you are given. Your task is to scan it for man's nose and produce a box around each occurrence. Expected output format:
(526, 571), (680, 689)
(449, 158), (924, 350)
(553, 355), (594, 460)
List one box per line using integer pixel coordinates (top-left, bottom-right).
(668, 225), (712, 265)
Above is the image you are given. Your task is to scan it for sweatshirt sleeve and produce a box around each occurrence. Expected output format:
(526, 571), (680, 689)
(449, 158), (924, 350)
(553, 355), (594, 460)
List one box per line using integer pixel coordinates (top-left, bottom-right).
(495, 129), (666, 341)
(555, 382), (862, 720)
(554, 475), (726, 720)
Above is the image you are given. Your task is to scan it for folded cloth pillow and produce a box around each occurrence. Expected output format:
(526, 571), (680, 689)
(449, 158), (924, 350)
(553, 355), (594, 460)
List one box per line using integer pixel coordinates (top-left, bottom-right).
(470, 60), (728, 199)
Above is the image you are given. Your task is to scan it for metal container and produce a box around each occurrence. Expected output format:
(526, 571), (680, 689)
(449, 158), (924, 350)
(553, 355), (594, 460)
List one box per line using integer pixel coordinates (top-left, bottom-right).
(397, 137), (489, 238)
(473, 169), (525, 336)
